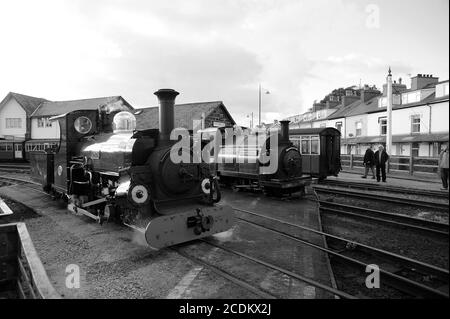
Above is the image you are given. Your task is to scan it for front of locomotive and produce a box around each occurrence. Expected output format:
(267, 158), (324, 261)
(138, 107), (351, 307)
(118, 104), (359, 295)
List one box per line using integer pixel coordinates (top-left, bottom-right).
(114, 89), (234, 249)
(261, 120), (303, 180)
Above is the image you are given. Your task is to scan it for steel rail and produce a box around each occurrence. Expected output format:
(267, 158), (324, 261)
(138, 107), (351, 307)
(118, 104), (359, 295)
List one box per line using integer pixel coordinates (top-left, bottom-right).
(233, 213), (448, 298)
(313, 185), (449, 211)
(318, 201), (449, 236)
(232, 207), (449, 297)
(320, 179), (449, 199)
(200, 239), (356, 299)
(171, 247), (277, 299)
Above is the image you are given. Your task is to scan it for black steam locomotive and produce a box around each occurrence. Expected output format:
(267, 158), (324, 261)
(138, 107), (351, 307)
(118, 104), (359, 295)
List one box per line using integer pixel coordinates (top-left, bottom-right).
(199, 121), (311, 196)
(29, 89), (234, 249)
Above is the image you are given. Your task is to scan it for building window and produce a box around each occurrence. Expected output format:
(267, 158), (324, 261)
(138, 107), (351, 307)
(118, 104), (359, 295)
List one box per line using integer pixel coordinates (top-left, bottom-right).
(0, 144), (13, 152)
(25, 142), (58, 152)
(5, 118), (22, 129)
(411, 115), (421, 133)
(355, 122), (362, 137)
(411, 142), (419, 157)
(379, 117), (387, 136)
(335, 122), (342, 132)
(38, 117), (52, 128)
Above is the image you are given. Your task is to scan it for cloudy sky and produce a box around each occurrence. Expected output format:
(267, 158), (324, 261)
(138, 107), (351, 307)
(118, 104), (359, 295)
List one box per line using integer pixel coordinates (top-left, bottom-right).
(0, 0), (448, 125)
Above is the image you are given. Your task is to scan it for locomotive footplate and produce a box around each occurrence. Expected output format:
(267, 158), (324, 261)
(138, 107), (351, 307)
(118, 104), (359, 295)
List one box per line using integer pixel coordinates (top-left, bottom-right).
(144, 204), (235, 250)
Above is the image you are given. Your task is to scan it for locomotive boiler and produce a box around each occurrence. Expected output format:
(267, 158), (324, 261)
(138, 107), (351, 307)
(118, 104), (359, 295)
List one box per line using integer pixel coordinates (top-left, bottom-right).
(29, 89), (234, 249)
(205, 121), (311, 196)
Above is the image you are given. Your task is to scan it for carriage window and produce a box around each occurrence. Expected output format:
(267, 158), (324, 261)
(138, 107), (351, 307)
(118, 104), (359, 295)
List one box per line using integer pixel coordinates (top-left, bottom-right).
(311, 136), (320, 154)
(301, 136), (311, 154)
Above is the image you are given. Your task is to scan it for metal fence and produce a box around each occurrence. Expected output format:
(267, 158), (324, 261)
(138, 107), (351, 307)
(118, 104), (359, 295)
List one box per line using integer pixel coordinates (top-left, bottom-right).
(341, 154), (440, 176)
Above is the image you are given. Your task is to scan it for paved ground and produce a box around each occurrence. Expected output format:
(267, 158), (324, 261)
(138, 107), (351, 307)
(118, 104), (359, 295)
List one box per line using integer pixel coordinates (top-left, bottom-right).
(341, 167), (443, 184)
(333, 171), (448, 192)
(0, 181), (335, 299)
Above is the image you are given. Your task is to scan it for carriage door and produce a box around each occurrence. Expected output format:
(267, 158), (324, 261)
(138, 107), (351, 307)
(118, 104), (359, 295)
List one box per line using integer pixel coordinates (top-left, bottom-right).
(14, 144), (23, 159)
(325, 135), (333, 174)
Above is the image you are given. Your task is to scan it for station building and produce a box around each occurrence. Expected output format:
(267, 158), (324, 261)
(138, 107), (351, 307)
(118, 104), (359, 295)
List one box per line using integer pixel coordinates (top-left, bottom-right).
(136, 101), (235, 132)
(0, 92), (48, 159)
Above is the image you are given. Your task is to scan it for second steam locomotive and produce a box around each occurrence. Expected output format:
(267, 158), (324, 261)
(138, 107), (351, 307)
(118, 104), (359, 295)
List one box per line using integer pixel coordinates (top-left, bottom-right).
(29, 89), (234, 249)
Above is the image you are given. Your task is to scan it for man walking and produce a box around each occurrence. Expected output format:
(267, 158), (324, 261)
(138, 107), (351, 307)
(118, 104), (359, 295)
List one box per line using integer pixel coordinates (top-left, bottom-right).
(362, 146), (375, 179)
(439, 143), (449, 190)
(374, 145), (389, 182)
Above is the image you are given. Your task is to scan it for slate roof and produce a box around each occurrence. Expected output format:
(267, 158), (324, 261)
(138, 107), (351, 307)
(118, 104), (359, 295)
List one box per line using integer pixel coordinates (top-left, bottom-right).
(31, 96), (133, 117)
(135, 101), (235, 130)
(328, 92), (449, 120)
(0, 92), (49, 115)
(344, 132), (449, 144)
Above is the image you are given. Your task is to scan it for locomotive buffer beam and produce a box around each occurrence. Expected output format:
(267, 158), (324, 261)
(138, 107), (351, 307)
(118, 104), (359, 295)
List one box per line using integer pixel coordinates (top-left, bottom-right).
(144, 205), (235, 250)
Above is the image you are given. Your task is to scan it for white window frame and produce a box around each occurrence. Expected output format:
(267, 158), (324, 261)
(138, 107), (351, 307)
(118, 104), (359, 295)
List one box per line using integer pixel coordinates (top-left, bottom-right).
(411, 115), (421, 134)
(355, 121), (362, 137)
(379, 117), (387, 136)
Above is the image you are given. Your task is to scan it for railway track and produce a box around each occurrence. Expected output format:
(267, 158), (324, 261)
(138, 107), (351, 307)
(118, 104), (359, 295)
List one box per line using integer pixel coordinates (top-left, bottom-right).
(313, 184), (449, 211)
(173, 241), (354, 299)
(318, 200), (449, 236)
(0, 164), (30, 173)
(232, 207), (449, 299)
(320, 179), (448, 199)
(2, 173), (448, 298)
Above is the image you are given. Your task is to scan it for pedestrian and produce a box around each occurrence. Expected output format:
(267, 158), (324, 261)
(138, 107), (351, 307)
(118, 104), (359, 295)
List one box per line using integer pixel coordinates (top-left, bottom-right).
(439, 143), (449, 190)
(362, 146), (375, 179)
(374, 145), (389, 182)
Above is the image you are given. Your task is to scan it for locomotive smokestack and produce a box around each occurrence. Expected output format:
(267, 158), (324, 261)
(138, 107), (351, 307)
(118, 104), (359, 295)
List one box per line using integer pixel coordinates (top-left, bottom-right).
(154, 88), (179, 143)
(280, 120), (290, 143)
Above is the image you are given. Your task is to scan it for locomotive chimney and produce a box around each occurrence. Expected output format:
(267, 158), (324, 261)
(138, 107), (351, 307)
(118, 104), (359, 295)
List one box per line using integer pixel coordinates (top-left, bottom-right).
(280, 120), (291, 143)
(154, 88), (179, 143)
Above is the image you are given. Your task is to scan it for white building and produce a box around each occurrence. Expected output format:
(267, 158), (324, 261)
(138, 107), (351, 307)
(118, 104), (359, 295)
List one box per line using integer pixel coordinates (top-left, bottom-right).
(327, 75), (449, 157)
(0, 92), (48, 159)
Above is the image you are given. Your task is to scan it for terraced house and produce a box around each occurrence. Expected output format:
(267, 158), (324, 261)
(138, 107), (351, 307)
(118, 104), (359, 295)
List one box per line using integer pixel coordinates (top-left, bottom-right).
(285, 73), (449, 157)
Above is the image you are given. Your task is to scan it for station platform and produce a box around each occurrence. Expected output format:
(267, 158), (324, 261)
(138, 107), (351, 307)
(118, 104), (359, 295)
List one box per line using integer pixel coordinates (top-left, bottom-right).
(333, 171), (448, 192)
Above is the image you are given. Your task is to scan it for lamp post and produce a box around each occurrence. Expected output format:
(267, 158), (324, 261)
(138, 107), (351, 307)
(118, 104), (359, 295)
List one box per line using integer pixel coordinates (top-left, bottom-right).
(258, 84), (270, 126)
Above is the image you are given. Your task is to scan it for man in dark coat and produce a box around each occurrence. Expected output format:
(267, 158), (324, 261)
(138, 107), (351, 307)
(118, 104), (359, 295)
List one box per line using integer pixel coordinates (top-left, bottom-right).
(374, 145), (390, 182)
(362, 146), (375, 179)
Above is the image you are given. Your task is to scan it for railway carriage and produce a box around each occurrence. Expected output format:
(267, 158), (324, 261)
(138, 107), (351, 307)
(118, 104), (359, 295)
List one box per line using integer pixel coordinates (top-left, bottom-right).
(28, 88), (234, 249)
(289, 127), (342, 180)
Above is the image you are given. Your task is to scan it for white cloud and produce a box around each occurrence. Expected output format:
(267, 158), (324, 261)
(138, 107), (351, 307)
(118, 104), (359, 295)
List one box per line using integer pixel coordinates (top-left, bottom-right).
(0, 0), (448, 125)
